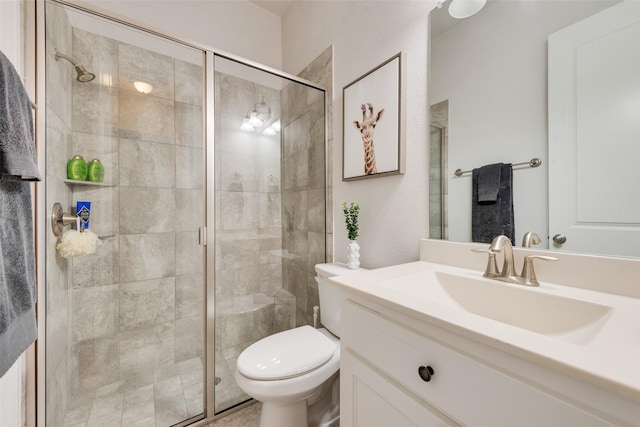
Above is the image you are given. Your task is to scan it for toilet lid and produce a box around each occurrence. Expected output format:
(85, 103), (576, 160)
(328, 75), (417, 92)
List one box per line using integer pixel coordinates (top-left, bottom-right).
(237, 325), (338, 380)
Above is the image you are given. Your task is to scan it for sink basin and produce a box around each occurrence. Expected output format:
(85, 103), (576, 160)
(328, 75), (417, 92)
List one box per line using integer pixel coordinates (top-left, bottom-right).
(388, 270), (613, 344)
(435, 272), (612, 337)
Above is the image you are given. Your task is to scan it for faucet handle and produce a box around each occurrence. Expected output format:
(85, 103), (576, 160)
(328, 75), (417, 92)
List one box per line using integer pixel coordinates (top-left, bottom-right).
(520, 255), (558, 286)
(521, 231), (541, 248)
(471, 248), (500, 277)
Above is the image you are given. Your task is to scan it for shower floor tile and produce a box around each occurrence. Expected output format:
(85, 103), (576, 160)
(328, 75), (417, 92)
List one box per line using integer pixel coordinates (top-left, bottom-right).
(214, 351), (250, 413)
(64, 357), (206, 427)
(124, 417), (156, 427)
(61, 354), (257, 426)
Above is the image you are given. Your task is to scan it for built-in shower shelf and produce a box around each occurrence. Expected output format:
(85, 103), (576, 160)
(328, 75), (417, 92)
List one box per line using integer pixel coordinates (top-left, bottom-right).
(64, 179), (113, 187)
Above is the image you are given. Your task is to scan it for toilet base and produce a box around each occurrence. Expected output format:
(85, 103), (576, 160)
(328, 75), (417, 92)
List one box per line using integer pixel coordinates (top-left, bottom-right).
(260, 401), (308, 427)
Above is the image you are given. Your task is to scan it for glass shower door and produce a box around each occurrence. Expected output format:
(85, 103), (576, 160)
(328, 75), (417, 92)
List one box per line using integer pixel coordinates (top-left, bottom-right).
(212, 55), (326, 414)
(44, 3), (206, 426)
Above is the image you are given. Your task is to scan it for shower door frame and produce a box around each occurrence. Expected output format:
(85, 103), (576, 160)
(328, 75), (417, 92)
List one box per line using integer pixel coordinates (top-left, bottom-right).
(34, 1), (328, 426)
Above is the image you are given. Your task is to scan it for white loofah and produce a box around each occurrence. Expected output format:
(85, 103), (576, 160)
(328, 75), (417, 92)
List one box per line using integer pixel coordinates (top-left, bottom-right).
(56, 229), (102, 258)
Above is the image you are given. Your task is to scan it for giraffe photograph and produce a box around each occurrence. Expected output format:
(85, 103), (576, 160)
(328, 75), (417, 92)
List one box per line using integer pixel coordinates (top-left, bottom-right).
(343, 53), (404, 181)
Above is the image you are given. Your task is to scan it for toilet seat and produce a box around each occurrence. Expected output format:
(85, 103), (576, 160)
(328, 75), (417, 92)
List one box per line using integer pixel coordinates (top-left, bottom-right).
(237, 325), (338, 380)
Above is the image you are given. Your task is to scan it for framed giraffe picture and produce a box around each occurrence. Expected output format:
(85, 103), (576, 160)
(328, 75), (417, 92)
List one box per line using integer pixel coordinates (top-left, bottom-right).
(342, 52), (405, 181)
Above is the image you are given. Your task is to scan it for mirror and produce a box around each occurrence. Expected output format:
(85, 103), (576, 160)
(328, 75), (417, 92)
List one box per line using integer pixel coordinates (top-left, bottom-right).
(428, 0), (640, 258)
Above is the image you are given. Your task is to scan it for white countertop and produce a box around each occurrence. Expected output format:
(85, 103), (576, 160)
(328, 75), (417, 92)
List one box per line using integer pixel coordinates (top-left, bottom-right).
(330, 260), (640, 403)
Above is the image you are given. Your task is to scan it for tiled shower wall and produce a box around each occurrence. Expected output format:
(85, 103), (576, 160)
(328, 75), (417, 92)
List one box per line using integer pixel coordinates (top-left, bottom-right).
(214, 70), (295, 351)
(213, 69), (297, 411)
(46, 7), (205, 423)
(282, 47), (333, 327)
(68, 30), (205, 399)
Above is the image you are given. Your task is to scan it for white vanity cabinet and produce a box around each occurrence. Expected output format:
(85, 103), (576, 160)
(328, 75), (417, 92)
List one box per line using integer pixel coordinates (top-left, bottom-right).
(341, 350), (453, 426)
(340, 298), (623, 427)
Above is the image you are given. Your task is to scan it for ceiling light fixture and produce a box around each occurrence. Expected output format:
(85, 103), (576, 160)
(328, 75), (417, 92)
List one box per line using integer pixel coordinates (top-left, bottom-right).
(436, 0), (486, 19)
(249, 111), (263, 127)
(254, 96), (271, 122)
(241, 116), (255, 131)
(133, 81), (153, 94)
(241, 96), (273, 131)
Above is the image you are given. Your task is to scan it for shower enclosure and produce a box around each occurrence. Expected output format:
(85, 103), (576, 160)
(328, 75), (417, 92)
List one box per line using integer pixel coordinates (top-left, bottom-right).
(429, 100), (448, 240)
(40, 2), (326, 426)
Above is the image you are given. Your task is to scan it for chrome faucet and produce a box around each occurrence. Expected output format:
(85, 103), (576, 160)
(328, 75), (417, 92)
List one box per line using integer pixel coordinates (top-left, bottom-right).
(474, 235), (558, 286)
(489, 235), (517, 277)
(521, 231), (541, 248)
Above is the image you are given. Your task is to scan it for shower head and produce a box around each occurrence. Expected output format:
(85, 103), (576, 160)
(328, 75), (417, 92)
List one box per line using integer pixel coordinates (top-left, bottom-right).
(74, 64), (96, 82)
(54, 49), (96, 82)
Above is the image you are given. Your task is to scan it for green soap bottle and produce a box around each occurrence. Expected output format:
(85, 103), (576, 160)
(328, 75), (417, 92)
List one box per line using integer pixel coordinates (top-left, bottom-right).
(87, 159), (105, 182)
(67, 155), (87, 180)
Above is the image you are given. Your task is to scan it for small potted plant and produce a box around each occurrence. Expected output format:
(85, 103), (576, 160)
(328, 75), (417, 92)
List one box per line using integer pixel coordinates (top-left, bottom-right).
(343, 202), (360, 269)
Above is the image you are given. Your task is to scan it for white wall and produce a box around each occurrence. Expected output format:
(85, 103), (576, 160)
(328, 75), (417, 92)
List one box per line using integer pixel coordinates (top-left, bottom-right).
(0, 1), (25, 426)
(69, 0), (282, 69)
(0, 361), (22, 427)
(0, 0), (23, 73)
(282, 1), (435, 269)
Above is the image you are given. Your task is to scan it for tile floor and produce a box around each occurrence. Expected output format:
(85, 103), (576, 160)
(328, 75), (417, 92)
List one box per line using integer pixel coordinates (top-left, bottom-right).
(213, 351), (249, 413)
(60, 351), (255, 427)
(205, 403), (261, 427)
(61, 357), (204, 427)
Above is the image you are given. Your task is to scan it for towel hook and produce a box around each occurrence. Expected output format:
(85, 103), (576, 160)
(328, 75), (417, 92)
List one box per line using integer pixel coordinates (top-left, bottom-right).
(51, 202), (76, 237)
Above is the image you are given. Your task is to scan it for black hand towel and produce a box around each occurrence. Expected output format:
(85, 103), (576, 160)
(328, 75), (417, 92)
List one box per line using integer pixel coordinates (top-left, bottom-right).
(472, 163), (514, 244)
(477, 163), (502, 202)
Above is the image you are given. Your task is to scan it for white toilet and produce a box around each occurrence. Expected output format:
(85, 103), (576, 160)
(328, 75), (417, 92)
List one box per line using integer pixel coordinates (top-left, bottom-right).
(234, 263), (364, 427)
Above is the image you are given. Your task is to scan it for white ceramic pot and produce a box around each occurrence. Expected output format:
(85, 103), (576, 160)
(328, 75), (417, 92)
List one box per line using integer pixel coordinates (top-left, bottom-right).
(347, 240), (360, 269)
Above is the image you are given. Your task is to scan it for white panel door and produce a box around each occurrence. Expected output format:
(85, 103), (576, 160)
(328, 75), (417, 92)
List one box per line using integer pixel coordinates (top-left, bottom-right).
(548, 0), (640, 257)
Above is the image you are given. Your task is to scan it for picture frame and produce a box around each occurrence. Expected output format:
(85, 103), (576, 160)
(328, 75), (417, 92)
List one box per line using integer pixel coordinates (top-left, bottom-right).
(342, 52), (405, 181)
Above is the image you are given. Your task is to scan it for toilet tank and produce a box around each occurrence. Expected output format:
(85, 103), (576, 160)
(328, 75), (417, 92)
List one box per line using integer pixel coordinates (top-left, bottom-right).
(315, 263), (367, 338)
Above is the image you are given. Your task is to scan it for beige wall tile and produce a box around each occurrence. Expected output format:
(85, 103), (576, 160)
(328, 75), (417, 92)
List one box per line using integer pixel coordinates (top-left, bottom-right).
(119, 277), (175, 332)
(119, 233), (176, 282)
(175, 315), (203, 362)
(120, 187), (175, 234)
(119, 138), (176, 188)
(72, 285), (118, 341)
(118, 90), (175, 144)
(176, 274), (204, 319)
(175, 59), (203, 107)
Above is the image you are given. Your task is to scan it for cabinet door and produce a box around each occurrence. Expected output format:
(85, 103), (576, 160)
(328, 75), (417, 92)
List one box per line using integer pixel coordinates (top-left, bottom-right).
(343, 300), (618, 427)
(341, 350), (456, 427)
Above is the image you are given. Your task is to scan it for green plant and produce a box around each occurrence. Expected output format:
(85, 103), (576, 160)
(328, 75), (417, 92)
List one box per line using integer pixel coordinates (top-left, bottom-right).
(342, 202), (360, 241)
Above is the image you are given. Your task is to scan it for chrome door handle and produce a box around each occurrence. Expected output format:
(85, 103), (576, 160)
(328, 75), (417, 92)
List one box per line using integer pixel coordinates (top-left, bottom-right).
(552, 234), (567, 244)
